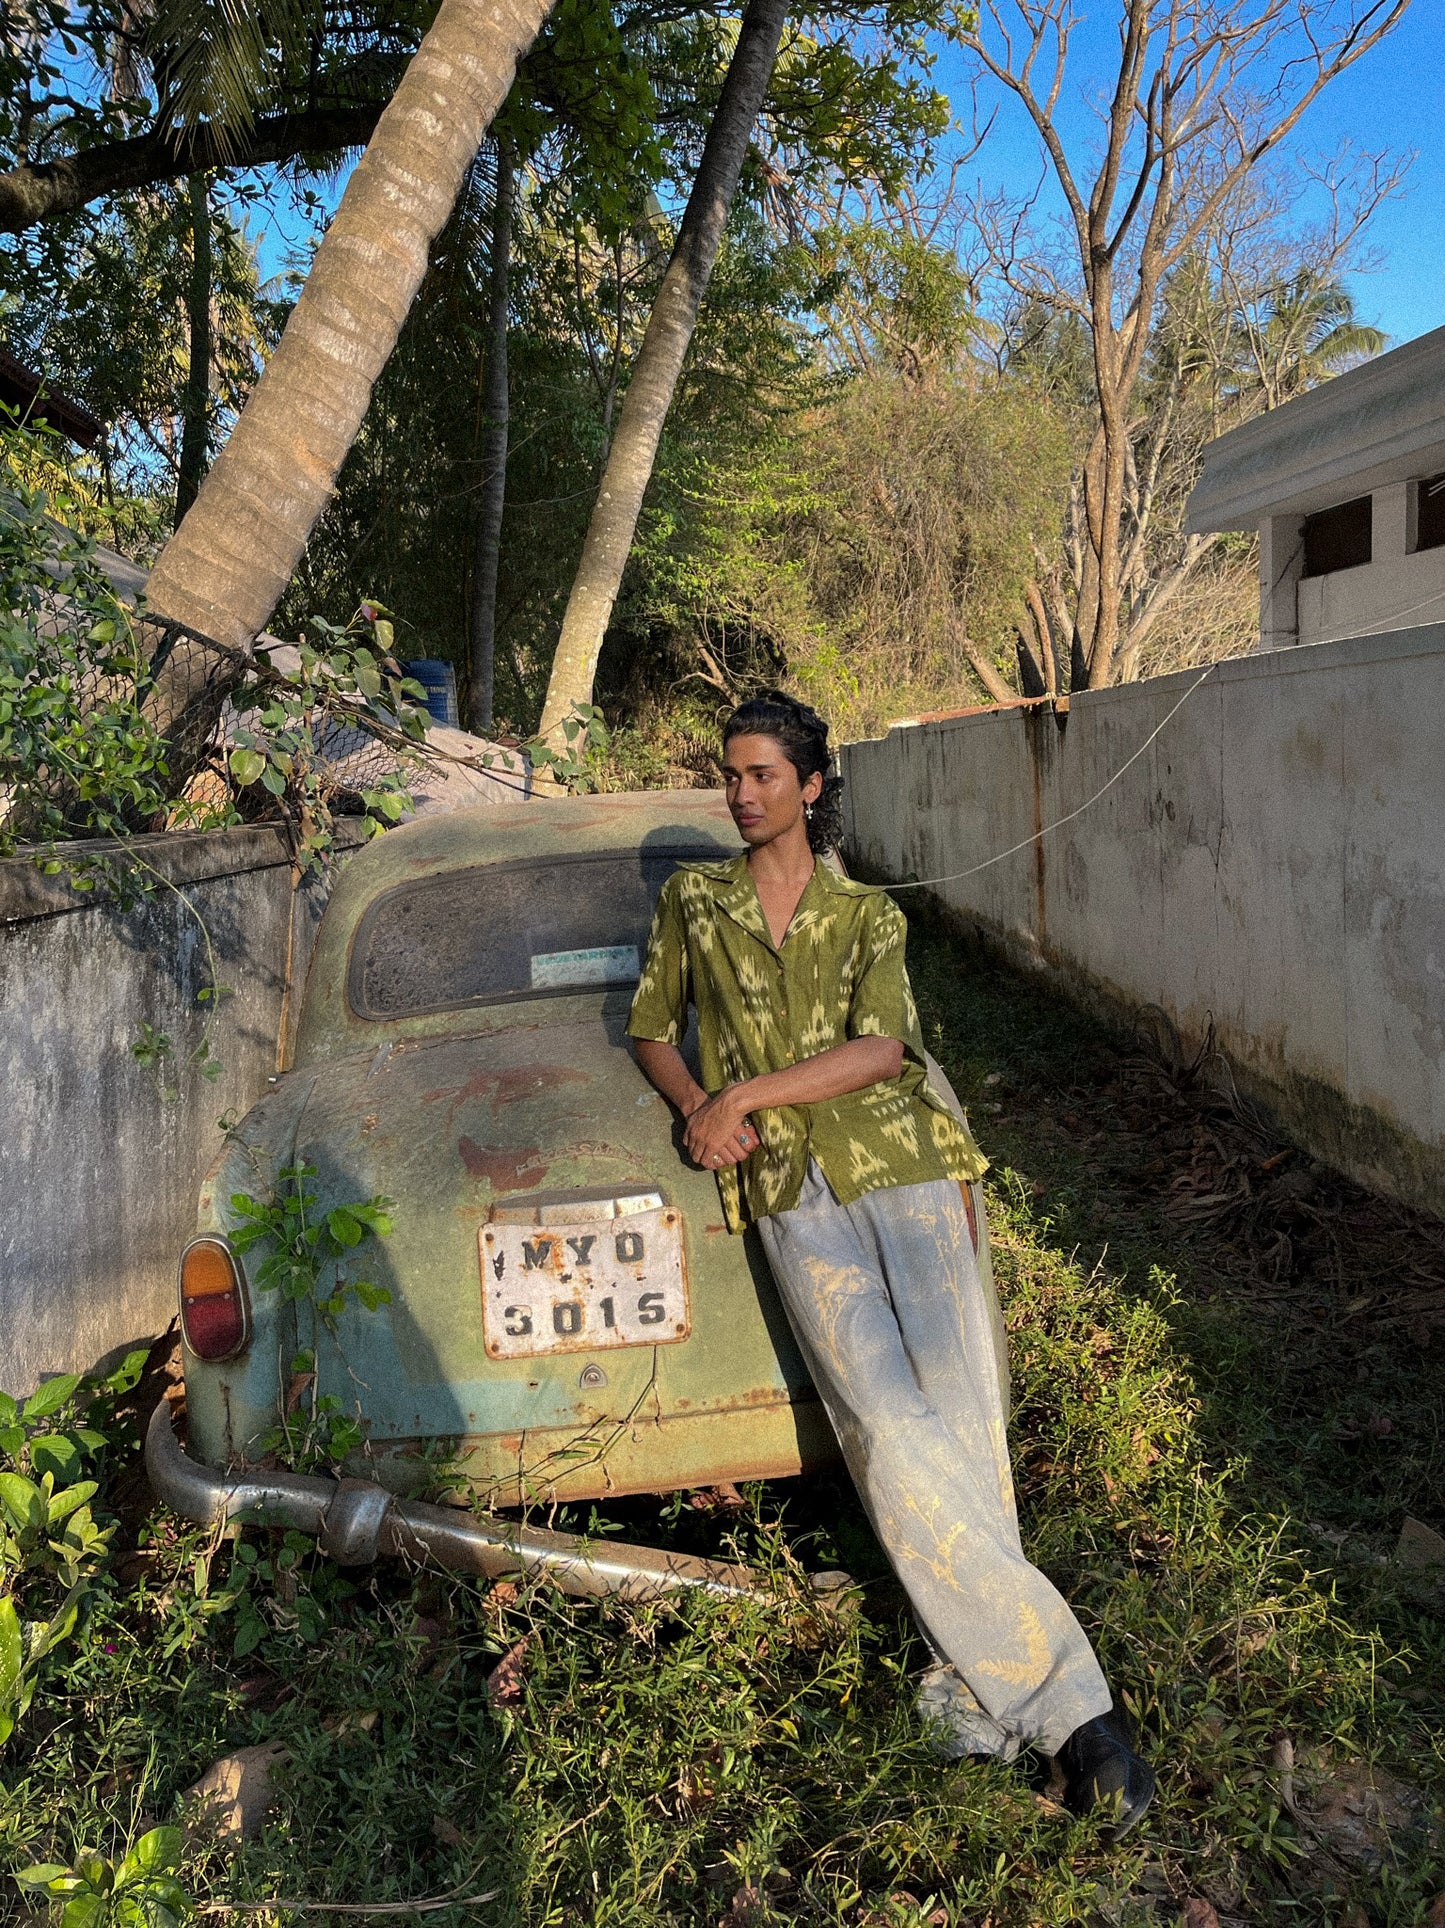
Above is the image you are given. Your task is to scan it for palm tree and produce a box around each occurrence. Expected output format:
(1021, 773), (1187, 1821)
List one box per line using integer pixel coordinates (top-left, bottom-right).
(1240, 272), (1386, 410)
(468, 139), (516, 737)
(141, 0), (555, 754)
(537, 0), (789, 754)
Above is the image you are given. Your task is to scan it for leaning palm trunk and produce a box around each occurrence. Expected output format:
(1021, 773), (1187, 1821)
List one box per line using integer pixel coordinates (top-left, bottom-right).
(537, 0), (789, 753)
(467, 139), (515, 736)
(142, 0), (555, 759)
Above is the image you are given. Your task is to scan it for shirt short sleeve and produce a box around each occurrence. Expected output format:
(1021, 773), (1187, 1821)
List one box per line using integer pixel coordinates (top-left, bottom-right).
(846, 897), (925, 1059)
(626, 875), (691, 1045)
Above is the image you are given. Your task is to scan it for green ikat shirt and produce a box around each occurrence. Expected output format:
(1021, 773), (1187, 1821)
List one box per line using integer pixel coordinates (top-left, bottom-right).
(627, 853), (987, 1232)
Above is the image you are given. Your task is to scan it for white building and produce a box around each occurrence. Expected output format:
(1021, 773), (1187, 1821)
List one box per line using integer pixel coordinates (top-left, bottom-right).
(1186, 323), (1445, 651)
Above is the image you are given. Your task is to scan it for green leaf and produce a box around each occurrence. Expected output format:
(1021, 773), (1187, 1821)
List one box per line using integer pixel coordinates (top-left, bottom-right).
(0, 1393), (16, 1425)
(111, 1347), (150, 1392)
(229, 746), (265, 786)
(372, 619), (394, 653)
(31, 1433), (81, 1480)
(61, 1894), (107, 1928)
(74, 1853), (109, 1891)
(23, 1374), (80, 1420)
(260, 762), (287, 796)
(0, 1470), (43, 1528)
(121, 1826), (183, 1879)
(0, 1595), (23, 1704)
(14, 1863), (71, 1890)
(326, 1206), (364, 1249)
(46, 1480), (99, 1524)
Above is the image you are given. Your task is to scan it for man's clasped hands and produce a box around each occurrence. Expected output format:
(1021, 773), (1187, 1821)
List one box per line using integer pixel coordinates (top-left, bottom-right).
(682, 1086), (760, 1170)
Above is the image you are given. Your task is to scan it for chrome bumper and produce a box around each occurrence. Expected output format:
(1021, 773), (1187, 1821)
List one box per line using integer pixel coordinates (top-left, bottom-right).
(145, 1404), (764, 1601)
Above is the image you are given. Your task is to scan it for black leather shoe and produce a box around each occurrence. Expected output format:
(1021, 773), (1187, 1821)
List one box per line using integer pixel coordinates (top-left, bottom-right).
(1058, 1711), (1156, 1839)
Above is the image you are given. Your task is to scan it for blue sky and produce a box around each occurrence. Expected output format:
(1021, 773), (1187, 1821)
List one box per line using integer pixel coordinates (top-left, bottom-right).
(1266, 0), (1445, 344)
(932, 0), (1443, 349)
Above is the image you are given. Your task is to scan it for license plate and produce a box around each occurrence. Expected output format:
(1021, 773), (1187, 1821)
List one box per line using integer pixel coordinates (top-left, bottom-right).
(479, 1204), (690, 1360)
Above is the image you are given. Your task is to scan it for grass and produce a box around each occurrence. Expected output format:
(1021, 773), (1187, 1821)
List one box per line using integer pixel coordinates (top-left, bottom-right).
(2, 920), (1444, 1926)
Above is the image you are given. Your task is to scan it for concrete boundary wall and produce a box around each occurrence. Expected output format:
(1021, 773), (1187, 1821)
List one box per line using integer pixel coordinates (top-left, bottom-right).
(1, 825), (363, 1392)
(840, 624), (1445, 1218)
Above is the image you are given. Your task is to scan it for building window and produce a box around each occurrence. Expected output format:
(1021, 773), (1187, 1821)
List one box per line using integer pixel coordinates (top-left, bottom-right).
(1301, 495), (1373, 577)
(1415, 473), (1445, 553)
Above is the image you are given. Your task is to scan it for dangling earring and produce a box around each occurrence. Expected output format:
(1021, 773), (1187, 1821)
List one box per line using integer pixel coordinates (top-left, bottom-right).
(805, 802), (815, 822)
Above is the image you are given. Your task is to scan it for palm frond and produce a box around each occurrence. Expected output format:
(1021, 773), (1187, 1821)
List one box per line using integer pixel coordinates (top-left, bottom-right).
(146, 0), (320, 152)
(1309, 320), (1388, 371)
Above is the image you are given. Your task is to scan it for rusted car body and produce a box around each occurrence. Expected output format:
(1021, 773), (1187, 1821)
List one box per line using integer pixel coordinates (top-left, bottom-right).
(151, 793), (1001, 1591)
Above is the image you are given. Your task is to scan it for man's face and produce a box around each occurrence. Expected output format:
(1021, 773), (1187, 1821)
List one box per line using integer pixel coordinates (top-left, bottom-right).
(721, 732), (822, 848)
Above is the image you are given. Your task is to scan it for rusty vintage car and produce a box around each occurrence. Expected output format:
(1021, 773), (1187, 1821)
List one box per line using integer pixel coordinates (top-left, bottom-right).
(148, 792), (1004, 1597)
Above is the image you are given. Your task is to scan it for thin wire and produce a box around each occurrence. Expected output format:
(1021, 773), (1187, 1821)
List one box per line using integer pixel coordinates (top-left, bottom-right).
(885, 661), (1219, 893)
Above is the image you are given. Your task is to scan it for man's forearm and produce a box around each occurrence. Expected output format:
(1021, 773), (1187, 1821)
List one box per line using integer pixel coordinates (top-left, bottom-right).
(631, 1038), (707, 1116)
(737, 1036), (904, 1115)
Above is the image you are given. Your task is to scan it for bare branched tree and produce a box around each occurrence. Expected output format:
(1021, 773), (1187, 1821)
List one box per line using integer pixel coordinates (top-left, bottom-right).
(960, 0), (1411, 687)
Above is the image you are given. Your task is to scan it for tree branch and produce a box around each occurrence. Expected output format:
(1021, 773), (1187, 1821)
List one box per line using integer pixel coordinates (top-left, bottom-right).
(0, 101), (385, 234)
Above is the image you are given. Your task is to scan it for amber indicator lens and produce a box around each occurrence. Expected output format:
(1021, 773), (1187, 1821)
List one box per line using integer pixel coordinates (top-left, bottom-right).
(179, 1238), (250, 1361)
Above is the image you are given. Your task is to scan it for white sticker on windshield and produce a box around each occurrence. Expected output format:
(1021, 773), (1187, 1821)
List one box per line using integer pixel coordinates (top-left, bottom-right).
(530, 944), (641, 990)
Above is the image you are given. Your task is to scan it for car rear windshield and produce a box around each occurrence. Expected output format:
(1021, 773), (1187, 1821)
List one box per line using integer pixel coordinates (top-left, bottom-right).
(349, 846), (720, 1019)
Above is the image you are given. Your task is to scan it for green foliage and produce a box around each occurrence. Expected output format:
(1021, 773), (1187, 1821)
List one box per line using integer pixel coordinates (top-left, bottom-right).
(225, 1165), (397, 1480)
(0, 1351), (146, 1752)
(0, 431), (170, 857)
(0, 421), (427, 901)
(810, 217), (981, 380)
(280, 84), (944, 736)
(767, 30), (950, 197)
(11, 184), (274, 513)
(527, 700), (610, 790)
(503, 0), (667, 238)
(16, 1827), (190, 1928)
(616, 364), (1073, 736)
(228, 1162), (395, 1328)
(226, 604), (429, 869)
(226, 1524), (342, 1654)
(128, 999), (229, 1103)
(789, 373), (1072, 727)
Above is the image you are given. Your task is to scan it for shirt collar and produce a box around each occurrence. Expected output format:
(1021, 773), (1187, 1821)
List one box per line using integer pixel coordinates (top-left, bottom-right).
(682, 851), (848, 950)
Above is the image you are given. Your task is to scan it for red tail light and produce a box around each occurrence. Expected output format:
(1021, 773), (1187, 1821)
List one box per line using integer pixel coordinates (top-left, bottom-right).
(179, 1237), (251, 1361)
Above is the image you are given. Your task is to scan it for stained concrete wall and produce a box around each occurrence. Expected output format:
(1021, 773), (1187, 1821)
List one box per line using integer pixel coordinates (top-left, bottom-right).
(841, 623), (1445, 1218)
(0, 825), (363, 1393)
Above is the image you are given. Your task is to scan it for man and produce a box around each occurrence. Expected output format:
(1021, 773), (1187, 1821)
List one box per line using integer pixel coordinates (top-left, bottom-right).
(626, 692), (1155, 1838)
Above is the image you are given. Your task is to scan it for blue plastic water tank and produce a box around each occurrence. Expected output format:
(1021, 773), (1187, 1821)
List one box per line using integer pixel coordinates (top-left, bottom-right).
(403, 658), (459, 729)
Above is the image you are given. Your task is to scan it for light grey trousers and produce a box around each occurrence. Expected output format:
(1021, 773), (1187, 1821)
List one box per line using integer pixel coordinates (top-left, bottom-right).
(757, 1162), (1112, 1759)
